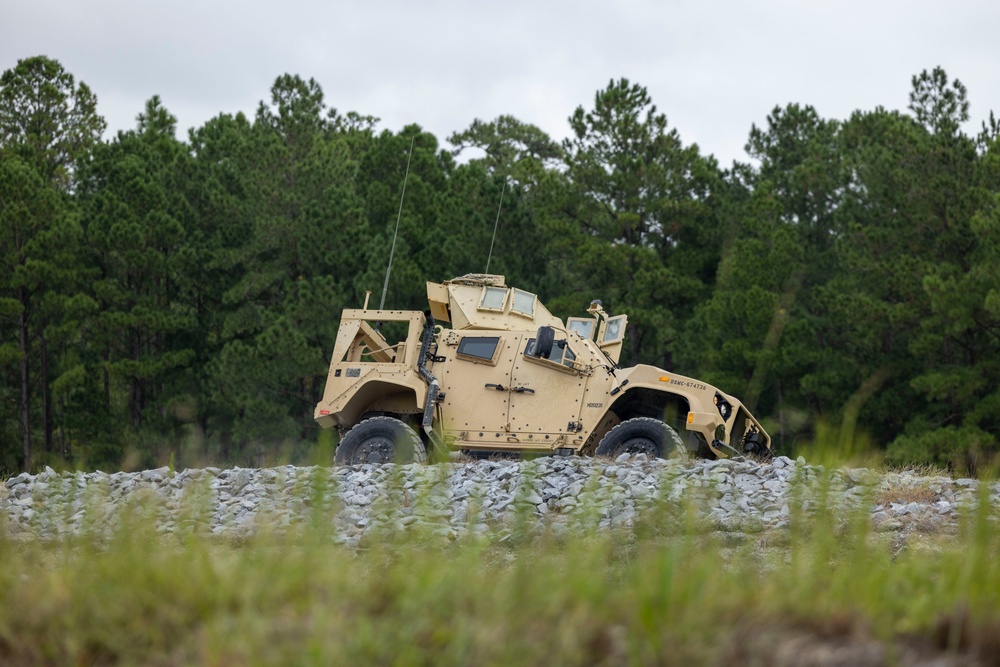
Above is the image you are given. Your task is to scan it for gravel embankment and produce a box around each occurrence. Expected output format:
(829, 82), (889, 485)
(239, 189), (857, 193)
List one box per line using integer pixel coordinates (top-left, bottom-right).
(2, 455), (998, 545)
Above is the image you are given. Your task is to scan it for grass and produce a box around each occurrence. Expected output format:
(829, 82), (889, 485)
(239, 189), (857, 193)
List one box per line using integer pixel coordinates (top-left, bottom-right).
(874, 475), (941, 507)
(1, 469), (999, 666)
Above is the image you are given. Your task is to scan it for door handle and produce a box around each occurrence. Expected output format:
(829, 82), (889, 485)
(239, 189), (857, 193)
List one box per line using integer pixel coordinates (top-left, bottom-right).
(512, 386), (535, 394)
(485, 383), (506, 391)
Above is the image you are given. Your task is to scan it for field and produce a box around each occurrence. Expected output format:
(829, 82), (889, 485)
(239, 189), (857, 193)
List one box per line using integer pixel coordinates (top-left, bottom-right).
(2, 463), (999, 667)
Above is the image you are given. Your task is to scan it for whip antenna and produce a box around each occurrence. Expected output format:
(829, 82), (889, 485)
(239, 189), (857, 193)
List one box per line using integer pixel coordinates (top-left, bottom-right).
(484, 179), (505, 274)
(379, 135), (415, 310)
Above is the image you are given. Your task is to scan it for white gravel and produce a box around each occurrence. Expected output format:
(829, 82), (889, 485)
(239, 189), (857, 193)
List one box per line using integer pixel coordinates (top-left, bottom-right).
(2, 455), (998, 546)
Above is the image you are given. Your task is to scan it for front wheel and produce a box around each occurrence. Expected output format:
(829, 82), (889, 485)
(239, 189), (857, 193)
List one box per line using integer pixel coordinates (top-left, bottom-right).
(595, 417), (683, 459)
(335, 416), (427, 465)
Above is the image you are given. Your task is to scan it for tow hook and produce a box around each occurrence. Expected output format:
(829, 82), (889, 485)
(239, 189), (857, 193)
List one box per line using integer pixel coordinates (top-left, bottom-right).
(712, 439), (742, 458)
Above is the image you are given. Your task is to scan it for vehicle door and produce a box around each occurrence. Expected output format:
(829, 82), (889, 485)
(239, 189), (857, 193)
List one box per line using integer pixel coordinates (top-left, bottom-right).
(507, 333), (592, 437)
(437, 332), (523, 439)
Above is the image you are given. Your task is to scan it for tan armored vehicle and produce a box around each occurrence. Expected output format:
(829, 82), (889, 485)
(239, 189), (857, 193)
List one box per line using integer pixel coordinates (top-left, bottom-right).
(315, 275), (771, 465)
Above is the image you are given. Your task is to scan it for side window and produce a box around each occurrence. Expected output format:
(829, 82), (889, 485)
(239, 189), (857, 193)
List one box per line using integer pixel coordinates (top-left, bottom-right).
(479, 287), (508, 311)
(560, 344), (576, 367)
(567, 317), (596, 340)
(525, 338), (577, 368)
(602, 315), (626, 344)
(510, 289), (536, 317)
(457, 336), (502, 365)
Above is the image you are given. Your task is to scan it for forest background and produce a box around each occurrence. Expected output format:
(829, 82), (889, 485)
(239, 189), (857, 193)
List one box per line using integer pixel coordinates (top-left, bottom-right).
(3, 55), (1000, 475)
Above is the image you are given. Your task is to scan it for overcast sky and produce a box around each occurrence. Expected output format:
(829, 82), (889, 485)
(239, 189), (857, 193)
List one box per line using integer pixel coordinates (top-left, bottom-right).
(2, 0), (998, 167)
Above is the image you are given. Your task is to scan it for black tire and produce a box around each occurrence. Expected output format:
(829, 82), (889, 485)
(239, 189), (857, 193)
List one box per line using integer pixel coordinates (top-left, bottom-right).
(334, 416), (427, 465)
(595, 417), (683, 459)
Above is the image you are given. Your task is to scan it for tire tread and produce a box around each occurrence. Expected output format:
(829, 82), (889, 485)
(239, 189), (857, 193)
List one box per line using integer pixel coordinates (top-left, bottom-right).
(335, 416), (427, 465)
(595, 417), (683, 459)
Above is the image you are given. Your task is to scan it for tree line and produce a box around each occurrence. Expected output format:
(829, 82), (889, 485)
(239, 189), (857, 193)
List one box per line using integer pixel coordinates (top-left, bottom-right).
(3, 56), (999, 473)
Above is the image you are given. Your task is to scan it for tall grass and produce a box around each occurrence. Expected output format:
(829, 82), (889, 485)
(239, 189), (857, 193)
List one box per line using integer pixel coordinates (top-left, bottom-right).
(1, 469), (998, 666)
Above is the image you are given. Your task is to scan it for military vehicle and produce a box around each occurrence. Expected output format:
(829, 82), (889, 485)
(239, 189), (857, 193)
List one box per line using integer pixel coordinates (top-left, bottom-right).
(314, 274), (771, 465)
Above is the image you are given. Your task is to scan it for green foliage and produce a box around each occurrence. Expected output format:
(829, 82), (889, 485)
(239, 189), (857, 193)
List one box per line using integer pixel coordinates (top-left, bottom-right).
(681, 77), (999, 461)
(1, 56), (999, 470)
(0, 55), (104, 470)
(886, 424), (997, 473)
(75, 96), (198, 468)
(0, 55), (105, 189)
(448, 114), (563, 188)
(909, 66), (970, 136)
(553, 78), (723, 367)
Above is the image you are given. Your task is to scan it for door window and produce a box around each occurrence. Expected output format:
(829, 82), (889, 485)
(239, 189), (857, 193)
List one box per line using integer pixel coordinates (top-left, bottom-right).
(525, 338), (577, 368)
(457, 336), (503, 365)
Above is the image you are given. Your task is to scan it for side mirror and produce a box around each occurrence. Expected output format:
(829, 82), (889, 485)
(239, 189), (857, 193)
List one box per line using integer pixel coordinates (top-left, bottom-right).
(530, 326), (555, 358)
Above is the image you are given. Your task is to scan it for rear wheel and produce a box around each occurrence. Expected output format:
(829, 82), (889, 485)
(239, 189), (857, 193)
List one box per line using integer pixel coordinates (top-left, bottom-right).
(335, 416), (427, 465)
(595, 417), (683, 459)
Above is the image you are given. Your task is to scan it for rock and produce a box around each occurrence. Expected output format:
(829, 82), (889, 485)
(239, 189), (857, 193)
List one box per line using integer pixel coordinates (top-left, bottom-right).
(5, 473), (30, 489)
(141, 469), (168, 483)
(0, 456), (983, 544)
(231, 469), (254, 493)
(846, 468), (870, 484)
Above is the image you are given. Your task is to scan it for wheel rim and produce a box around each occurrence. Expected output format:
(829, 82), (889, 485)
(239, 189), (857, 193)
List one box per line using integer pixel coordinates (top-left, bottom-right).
(354, 436), (396, 464)
(619, 436), (658, 456)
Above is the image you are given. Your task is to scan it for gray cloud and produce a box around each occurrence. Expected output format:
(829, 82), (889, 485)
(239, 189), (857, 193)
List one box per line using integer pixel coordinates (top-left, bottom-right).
(3, 0), (998, 165)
